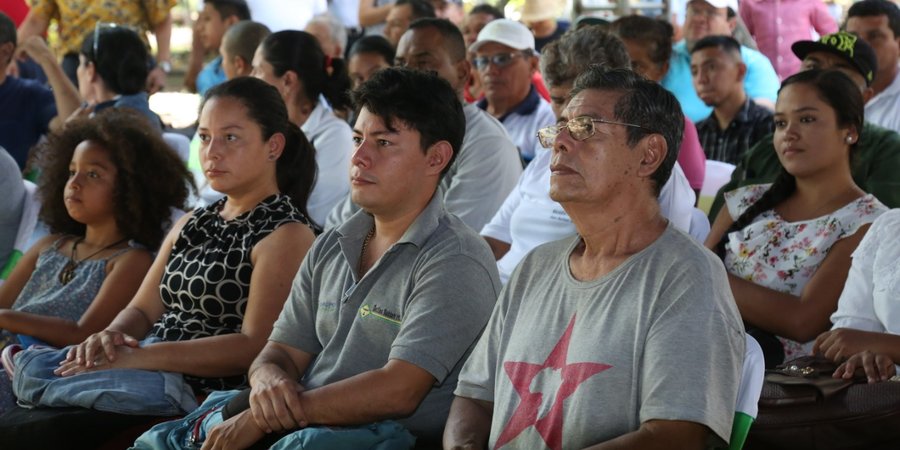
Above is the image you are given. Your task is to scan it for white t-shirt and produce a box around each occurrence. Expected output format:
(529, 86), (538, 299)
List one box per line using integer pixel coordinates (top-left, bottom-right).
(481, 150), (696, 284)
(865, 68), (900, 135)
(831, 208), (900, 334)
(244, 0), (327, 32)
(303, 102), (353, 228)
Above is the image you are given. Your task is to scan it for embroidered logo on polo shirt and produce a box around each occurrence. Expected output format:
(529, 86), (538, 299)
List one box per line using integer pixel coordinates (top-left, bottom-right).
(358, 303), (402, 325)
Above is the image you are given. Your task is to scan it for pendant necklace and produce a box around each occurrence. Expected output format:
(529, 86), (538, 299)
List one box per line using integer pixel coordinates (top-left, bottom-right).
(58, 237), (128, 285)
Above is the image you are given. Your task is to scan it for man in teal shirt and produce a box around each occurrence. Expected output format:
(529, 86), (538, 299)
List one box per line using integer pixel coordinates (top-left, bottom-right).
(663, 0), (779, 122)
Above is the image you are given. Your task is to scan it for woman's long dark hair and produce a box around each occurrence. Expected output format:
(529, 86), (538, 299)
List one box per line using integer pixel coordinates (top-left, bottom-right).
(201, 77), (317, 220)
(260, 30), (352, 112)
(714, 69), (864, 257)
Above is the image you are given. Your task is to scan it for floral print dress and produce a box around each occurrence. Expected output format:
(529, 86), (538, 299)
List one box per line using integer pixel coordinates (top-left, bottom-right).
(723, 184), (888, 359)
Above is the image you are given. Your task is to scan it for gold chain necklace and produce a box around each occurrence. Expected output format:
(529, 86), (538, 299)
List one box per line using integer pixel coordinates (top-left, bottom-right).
(357, 227), (375, 276)
(58, 237), (128, 285)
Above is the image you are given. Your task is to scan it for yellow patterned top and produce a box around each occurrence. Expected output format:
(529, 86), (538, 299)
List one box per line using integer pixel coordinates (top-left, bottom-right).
(29, 0), (175, 55)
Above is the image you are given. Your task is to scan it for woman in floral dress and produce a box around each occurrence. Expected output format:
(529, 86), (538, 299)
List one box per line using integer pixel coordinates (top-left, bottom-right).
(705, 69), (887, 367)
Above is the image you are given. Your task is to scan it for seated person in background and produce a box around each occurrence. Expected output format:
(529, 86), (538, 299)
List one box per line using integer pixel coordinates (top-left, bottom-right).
(5, 77), (317, 420)
(472, 19), (556, 164)
(484, 25), (699, 284)
(384, 0), (435, 48)
(198, 68), (500, 450)
(662, 0), (780, 122)
(252, 30), (354, 228)
(845, 0), (900, 134)
(22, 25), (162, 131)
(305, 12), (347, 59)
(193, 0), (250, 95)
(705, 70), (888, 367)
(445, 66), (744, 450)
(691, 35), (774, 165)
(0, 109), (194, 411)
(327, 18), (522, 232)
(347, 34), (394, 90)
(814, 208), (900, 383)
(608, 15), (707, 192)
(0, 148), (25, 269)
(219, 21), (271, 80)
(520, 0), (570, 52)
(0, 12), (56, 171)
(708, 31), (900, 217)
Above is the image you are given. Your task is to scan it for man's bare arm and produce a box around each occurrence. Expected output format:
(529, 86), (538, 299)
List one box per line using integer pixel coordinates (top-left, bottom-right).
(583, 420), (709, 450)
(443, 396), (493, 450)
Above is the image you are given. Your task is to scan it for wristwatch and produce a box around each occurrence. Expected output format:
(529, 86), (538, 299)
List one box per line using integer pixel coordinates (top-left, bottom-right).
(158, 60), (172, 74)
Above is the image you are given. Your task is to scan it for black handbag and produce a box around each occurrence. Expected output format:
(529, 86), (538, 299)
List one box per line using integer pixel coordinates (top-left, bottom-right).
(746, 355), (900, 450)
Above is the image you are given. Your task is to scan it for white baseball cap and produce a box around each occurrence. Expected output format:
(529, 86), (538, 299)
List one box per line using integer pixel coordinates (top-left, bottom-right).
(690, 0), (739, 10)
(468, 19), (536, 53)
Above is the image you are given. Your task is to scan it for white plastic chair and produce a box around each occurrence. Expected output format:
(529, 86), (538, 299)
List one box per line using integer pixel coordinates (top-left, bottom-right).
(699, 161), (737, 214)
(688, 207), (711, 242)
(0, 180), (40, 283)
(720, 334), (765, 450)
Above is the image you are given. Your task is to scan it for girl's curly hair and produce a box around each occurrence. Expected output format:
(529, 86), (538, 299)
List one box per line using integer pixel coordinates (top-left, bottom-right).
(37, 109), (195, 249)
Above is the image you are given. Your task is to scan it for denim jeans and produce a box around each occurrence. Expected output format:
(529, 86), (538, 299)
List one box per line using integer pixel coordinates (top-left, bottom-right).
(12, 338), (198, 416)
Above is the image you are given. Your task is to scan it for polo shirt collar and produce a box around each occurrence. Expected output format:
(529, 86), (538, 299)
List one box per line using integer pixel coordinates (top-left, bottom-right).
(336, 189), (445, 259)
(477, 84), (541, 122)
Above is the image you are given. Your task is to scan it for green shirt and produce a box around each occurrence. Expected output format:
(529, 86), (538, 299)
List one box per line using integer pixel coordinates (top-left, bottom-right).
(709, 121), (900, 219)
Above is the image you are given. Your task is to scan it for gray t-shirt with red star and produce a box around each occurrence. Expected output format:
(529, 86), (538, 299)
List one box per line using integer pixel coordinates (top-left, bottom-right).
(455, 224), (745, 449)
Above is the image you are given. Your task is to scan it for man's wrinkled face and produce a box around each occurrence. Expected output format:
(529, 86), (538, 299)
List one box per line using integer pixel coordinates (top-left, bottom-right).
(684, 0), (732, 45)
(474, 42), (536, 107)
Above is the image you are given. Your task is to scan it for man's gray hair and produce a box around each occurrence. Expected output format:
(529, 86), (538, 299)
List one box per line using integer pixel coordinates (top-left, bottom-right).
(308, 12), (347, 54)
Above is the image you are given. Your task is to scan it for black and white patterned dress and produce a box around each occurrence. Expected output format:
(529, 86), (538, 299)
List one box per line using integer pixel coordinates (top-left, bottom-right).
(151, 194), (312, 392)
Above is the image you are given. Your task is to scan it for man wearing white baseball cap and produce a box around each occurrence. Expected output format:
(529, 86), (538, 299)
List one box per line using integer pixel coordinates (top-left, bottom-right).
(661, 0), (780, 123)
(471, 19), (556, 165)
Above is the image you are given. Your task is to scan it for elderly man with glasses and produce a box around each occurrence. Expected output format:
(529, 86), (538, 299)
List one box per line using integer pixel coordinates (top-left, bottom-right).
(472, 19), (556, 165)
(444, 66), (745, 450)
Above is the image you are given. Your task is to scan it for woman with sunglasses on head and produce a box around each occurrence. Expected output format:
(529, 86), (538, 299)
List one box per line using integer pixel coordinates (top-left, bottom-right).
(252, 30), (354, 228)
(5, 78), (317, 432)
(705, 69), (888, 368)
(20, 24), (162, 132)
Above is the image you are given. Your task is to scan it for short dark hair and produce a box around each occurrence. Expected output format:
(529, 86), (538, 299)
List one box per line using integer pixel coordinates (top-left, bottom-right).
(0, 12), (15, 47)
(469, 4), (504, 19)
(541, 26), (631, 88)
(80, 26), (149, 95)
(571, 67), (684, 194)
(690, 35), (742, 60)
(37, 109), (194, 248)
(847, 0), (900, 38)
(261, 30), (352, 111)
(352, 68), (464, 176)
(408, 18), (466, 62)
(348, 35), (395, 64)
(222, 20), (270, 67)
(396, 0), (437, 19)
(202, 77), (318, 221)
(609, 15), (674, 68)
(207, 0), (251, 21)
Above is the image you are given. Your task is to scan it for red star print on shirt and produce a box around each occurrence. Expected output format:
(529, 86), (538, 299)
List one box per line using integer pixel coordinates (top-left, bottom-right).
(494, 314), (612, 450)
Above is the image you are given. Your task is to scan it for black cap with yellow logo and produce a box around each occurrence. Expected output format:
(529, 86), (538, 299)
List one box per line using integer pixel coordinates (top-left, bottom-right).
(791, 31), (878, 86)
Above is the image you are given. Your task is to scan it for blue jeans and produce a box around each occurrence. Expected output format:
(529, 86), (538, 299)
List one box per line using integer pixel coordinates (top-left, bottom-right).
(11, 338), (198, 416)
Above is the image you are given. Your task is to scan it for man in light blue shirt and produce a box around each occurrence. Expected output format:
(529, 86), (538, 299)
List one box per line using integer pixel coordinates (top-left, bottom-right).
(662, 0), (779, 122)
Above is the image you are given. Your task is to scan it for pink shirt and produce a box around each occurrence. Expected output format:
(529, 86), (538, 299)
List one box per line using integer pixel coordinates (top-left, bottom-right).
(740, 0), (837, 80)
(680, 116), (706, 190)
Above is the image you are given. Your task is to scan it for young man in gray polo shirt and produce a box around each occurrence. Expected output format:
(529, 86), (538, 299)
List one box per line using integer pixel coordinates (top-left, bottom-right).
(203, 68), (501, 449)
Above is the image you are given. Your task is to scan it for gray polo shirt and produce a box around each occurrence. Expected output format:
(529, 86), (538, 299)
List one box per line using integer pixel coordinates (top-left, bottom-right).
(270, 193), (501, 440)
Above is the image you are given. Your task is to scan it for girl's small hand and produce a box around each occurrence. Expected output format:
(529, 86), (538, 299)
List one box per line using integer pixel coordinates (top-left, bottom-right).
(61, 329), (139, 367)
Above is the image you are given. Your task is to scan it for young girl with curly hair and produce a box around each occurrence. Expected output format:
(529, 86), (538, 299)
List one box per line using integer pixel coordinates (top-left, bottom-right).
(0, 108), (194, 410)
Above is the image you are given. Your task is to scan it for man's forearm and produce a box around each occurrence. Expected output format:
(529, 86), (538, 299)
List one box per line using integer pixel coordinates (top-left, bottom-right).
(153, 13), (173, 64)
(298, 360), (434, 426)
(443, 396), (493, 450)
(583, 420), (708, 450)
